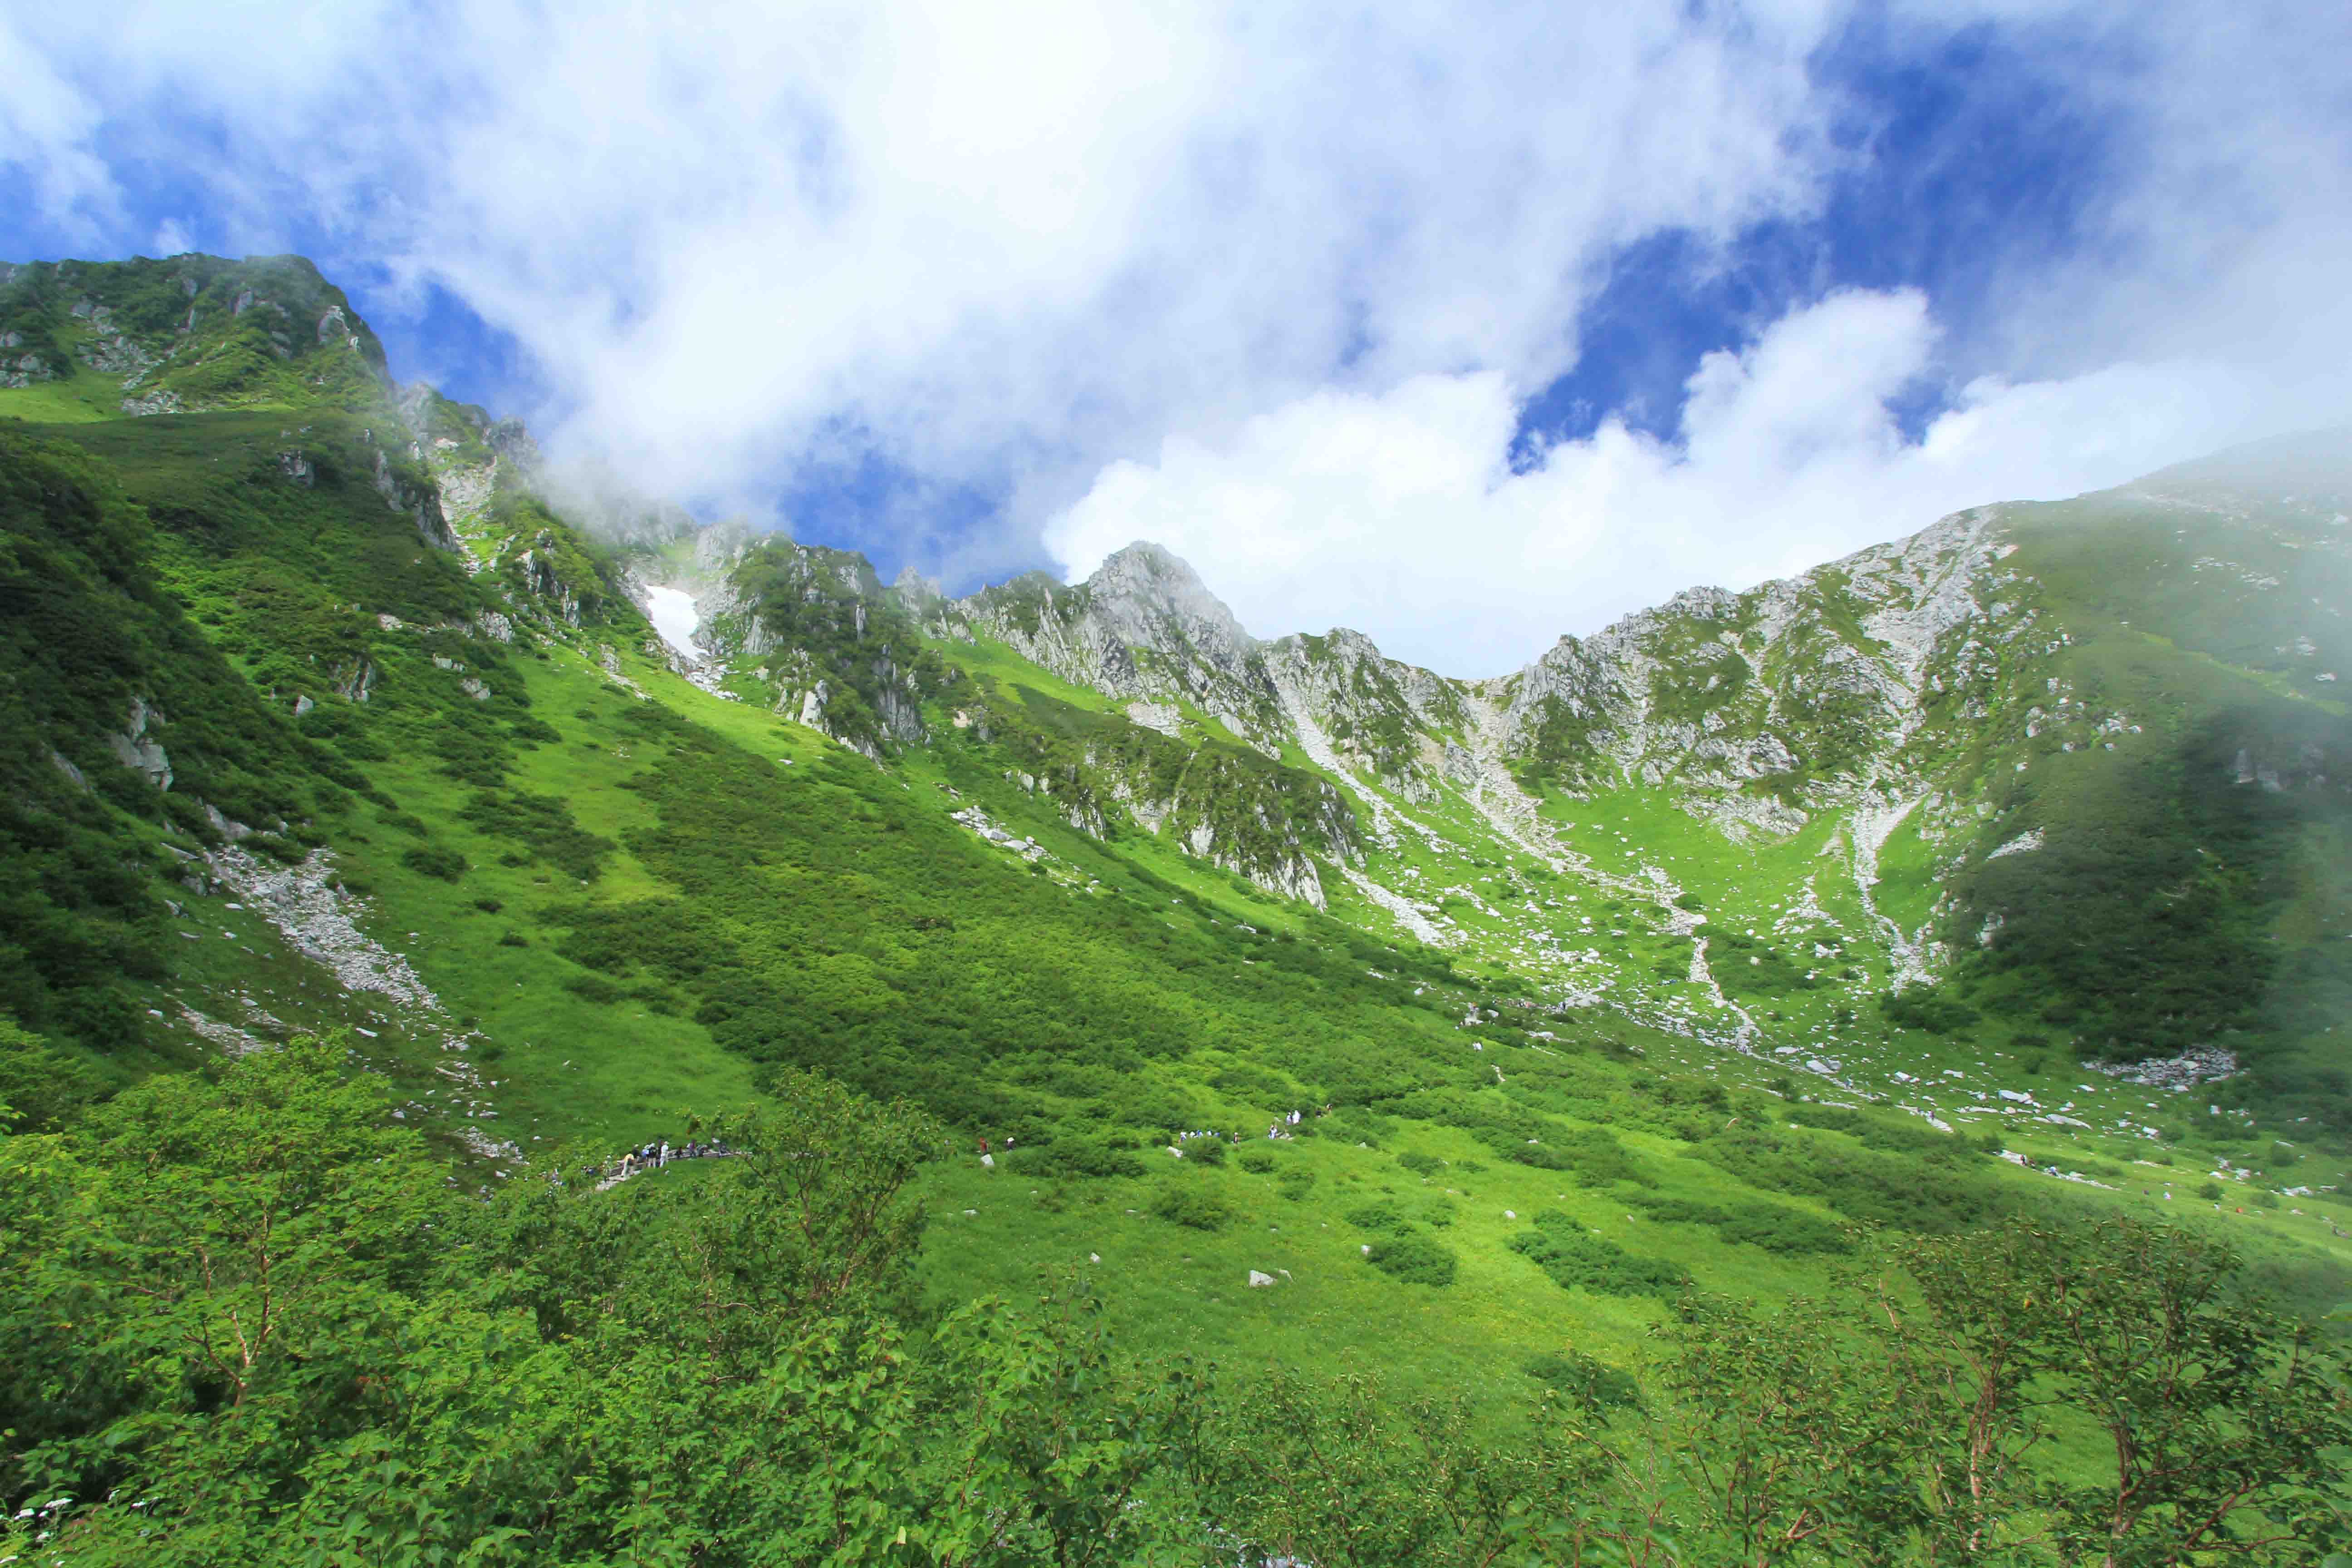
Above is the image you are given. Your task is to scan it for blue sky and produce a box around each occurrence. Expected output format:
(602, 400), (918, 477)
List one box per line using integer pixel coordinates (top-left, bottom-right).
(5, 1), (2348, 673)
(1516, 18), (2117, 459)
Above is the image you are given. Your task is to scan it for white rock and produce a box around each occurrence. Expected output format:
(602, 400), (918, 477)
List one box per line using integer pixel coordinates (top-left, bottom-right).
(1248, 1270), (1277, 1287)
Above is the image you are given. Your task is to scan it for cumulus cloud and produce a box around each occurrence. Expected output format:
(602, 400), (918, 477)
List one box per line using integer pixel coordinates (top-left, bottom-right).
(4, 1), (2350, 671)
(1047, 289), (2299, 674)
(2, 2), (1846, 500)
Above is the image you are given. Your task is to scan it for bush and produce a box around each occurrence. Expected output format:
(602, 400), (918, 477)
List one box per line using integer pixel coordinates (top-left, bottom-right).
(1152, 1185), (1233, 1231)
(1396, 1151), (1442, 1176)
(1524, 1349), (1642, 1412)
(564, 973), (626, 1004)
(2197, 1181), (2224, 1201)
(1276, 1168), (1316, 1201)
(1188, 1137), (1227, 1167)
(1632, 1196), (1851, 1255)
(1507, 1212), (1688, 1298)
(1881, 987), (1980, 1035)
(1346, 1200), (1410, 1233)
(1365, 1231), (1456, 1286)
(401, 844), (468, 882)
(1237, 1147), (1277, 1175)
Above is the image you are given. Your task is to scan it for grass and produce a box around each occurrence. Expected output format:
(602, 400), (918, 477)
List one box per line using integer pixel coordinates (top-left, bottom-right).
(0, 367), (134, 423)
(5, 403), (2349, 1425)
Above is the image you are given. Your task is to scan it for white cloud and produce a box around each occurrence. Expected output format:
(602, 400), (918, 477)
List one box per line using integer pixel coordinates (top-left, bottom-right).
(6, 1), (1844, 507)
(1046, 289), (2301, 674)
(4, 0), (2350, 671)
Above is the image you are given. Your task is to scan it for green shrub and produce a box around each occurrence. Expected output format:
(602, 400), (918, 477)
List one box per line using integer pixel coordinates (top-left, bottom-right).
(2197, 1181), (2224, 1201)
(402, 844), (467, 882)
(1345, 1200), (1410, 1233)
(1631, 1196), (1850, 1255)
(0, 1017), (99, 1132)
(1188, 1137), (1227, 1167)
(1237, 1147), (1276, 1174)
(564, 973), (626, 1004)
(1524, 1349), (1642, 1412)
(1276, 1168), (1316, 1201)
(1880, 987), (1980, 1035)
(1396, 1151), (1442, 1176)
(1152, 1184), (1233, 1231)
(1507, 1212), (1689, 1298)
(1365, 1231), (1456, 1286)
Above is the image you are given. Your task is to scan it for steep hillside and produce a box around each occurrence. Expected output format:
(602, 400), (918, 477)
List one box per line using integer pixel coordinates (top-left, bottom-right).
(613, 437), (2348, 1157)
(0, 254), (391, 420)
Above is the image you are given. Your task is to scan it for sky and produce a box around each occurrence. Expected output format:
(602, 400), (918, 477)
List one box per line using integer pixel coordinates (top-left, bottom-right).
(4, 0), (2349, 675)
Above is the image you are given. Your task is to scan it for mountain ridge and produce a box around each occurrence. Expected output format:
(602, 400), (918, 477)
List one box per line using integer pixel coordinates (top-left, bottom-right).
(5, 251), (2347, 1132)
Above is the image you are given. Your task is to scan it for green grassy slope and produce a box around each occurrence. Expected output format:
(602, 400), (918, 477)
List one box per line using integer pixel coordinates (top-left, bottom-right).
(7, 408), (2350, 1416)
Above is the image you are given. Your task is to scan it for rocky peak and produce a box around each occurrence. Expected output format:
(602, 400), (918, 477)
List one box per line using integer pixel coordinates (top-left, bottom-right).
(1082, 542), (1259, 667)
(890, 565), (944, 607)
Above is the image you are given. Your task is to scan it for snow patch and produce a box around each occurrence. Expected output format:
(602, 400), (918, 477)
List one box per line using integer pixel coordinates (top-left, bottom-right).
(645, 585), (701, 657)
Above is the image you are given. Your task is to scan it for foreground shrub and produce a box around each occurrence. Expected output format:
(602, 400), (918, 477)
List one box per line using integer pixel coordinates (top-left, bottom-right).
(1366, 1231), (1457, 1286)
(1152, 1184), (1234, 1231)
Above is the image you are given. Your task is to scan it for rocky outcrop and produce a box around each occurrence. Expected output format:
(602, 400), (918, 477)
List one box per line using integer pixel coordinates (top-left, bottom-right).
(949, 544), (1292, 752)
(369, 441), (460, 552)
(513, 532), (586, 624)
(1466, 507), (2010, 836)
(108, 696), (172, 789)
(1263, 628), (1464, 801)
(984, 710), (1362, 906)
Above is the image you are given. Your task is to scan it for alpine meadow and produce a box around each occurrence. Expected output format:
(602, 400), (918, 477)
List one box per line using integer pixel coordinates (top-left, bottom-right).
(4, 234), (2352, 1566)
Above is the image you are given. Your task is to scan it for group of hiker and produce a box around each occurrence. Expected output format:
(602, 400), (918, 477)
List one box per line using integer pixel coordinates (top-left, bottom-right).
(1166, 1107), (1322, 1146)
(583, 1138), (734, 1187)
